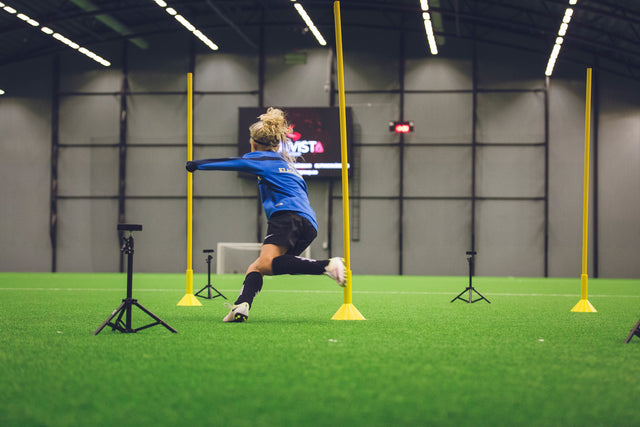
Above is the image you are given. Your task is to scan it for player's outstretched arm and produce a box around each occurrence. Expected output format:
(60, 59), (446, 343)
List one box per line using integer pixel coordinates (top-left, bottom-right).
(185, 156), (263, 175)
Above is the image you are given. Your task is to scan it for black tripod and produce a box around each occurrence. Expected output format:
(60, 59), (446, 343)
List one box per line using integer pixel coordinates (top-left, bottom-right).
(94, 224), (177, 335)
(625, 317), (640, 343)
(195, 249), (226, 300)
(451, 251), (491, 304)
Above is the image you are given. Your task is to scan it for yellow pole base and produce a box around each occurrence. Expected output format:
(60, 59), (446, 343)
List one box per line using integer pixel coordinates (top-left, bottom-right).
(177, 293), (202, 306)
(331, 303), (366, 321)
(571, 299), (597, 313)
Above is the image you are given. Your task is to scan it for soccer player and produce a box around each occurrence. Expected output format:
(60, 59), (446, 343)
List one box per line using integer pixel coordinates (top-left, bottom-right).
(186, 107), (345, 322)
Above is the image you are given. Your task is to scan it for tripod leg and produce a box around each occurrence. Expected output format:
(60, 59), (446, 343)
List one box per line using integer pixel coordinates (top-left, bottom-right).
(195, 284), (212, 299)
(471, 287), (491, 304)
(112, 302), (133, 332)
(195, 284), (227, 300)
(451, 287), (472, 303)
(94, 301), (127, 335)
(624, 318), (640, 343)
(133, 301), (178, 333)
(211, 286), (227, 300)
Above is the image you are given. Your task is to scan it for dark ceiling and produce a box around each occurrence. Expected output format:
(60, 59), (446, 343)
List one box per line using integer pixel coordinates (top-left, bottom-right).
(1, 0), (639, 81)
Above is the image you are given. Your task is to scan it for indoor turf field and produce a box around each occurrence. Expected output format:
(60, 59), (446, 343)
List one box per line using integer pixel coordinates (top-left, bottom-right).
(1, 272), (640, 426)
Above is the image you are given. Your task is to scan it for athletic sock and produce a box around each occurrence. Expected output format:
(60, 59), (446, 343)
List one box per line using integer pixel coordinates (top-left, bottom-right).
(235, 271), (263, 308)
(271, 255), (329, 276)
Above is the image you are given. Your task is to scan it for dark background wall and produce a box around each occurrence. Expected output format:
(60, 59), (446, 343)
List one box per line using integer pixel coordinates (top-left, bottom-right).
(1, 24), (638, 278)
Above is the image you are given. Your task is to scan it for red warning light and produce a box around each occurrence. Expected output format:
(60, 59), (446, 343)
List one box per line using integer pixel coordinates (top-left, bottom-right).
(395, 123), (411, 133)
(389, 121), (414, 133)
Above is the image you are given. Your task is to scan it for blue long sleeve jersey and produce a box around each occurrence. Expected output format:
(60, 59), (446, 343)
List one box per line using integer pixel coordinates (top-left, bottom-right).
(191, 151), (318, 230)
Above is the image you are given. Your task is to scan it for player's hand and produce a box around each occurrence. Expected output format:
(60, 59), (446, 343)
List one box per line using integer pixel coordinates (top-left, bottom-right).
(186, 161), (197, 172)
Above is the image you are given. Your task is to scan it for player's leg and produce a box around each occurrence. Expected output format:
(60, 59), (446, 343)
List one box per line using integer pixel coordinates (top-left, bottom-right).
(223, 244), (286, 323)
(271, 255), (345, 286)
(269, 214), (345, 286)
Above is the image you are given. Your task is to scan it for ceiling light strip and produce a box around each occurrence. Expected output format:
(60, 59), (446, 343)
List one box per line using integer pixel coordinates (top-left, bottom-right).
(545, 2), (577, 76)
(152, 1), (218, 51)
(419, 1), (438, 55)
(0, 2), (111, 66)
(291, 1), (327, 46)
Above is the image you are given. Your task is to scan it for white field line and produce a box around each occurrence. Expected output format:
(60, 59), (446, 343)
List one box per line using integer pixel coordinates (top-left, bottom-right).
(0, 288), (639, 298)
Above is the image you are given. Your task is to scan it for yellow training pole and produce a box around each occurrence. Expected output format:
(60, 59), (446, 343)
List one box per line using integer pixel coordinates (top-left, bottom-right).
(571, 68), (596, 313)
(178, 73), (202, 306)
(331, 1), (365, 321)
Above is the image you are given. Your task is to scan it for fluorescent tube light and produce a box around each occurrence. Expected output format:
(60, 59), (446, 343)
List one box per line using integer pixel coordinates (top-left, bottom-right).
(545, 4), (579, 77)
(50, 31), (110, 65)
(558, 23), (568, 36)
(152, 1), (219, 51)
(3, 3), (111, 66)
(175, 15), (195, 32)
(419, 0), (438, 55)
(293, 3), (327, 46)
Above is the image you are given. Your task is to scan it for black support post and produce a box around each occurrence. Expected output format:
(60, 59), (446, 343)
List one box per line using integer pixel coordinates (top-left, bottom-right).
(328, 48), (336, 258)
(544, 77), (550, 277)
(49, 55), (60, 273)
(258, 8), (265, 110)
(256, 7), (266, 243)
(118, 41), (129, 273)
(592, 61), (600, 278)
(398, 18), (406, 275)
(470, 39), (478, 254)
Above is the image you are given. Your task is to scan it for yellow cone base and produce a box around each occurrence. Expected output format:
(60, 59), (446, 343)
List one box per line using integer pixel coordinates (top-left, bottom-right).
(332, 303), (366, 320)
(177, 293), (202, 306)
(571, 299), (597, 313)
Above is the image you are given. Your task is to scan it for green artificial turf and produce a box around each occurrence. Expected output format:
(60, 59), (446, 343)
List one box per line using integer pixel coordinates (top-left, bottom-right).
(1, 272), (640, 426)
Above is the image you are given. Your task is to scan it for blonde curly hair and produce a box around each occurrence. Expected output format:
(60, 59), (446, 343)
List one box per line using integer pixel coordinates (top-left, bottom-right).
(249, 107), (290, 150)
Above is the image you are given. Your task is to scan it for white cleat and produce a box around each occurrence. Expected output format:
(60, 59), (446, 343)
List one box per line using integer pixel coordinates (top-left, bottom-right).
(222, 302), (250, 323)
(325, 257), (346, 287)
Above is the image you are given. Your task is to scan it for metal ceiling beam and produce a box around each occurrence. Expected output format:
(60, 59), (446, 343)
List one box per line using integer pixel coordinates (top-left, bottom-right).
(429, 6), (640, 63)
(1, 1), (640, 82)
(68, 0), (148, 49)
(203, 0), (258, 50)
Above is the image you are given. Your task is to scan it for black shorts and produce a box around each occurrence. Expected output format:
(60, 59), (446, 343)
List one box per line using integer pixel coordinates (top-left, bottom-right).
(264, 211), (317, 256)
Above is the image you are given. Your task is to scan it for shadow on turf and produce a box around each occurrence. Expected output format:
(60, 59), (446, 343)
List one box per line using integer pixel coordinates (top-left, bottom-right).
(163, 311), (333, 326)
(237, 318), (340, 325)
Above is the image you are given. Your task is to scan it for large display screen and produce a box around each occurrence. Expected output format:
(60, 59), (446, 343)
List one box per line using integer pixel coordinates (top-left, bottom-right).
(238, 107), (353, 178)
